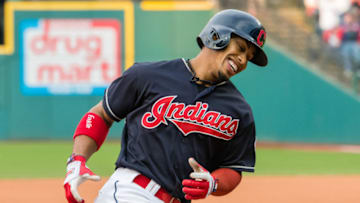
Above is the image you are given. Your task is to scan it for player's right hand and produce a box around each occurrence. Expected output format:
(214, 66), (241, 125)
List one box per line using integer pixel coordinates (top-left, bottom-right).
(64, 154), (101, 203)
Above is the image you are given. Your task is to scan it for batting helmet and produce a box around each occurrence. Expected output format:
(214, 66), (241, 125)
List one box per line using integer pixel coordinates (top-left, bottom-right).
(197, 9), (268, 66)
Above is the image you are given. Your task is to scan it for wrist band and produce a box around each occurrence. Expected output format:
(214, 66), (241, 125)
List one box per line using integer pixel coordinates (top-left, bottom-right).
(212, 177), (219, 193)
(73, 112), (109, 150)
(67, 153), (86, 164)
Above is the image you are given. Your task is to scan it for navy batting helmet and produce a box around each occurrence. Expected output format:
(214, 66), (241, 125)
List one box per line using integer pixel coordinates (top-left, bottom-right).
(197, 9), (268, 66)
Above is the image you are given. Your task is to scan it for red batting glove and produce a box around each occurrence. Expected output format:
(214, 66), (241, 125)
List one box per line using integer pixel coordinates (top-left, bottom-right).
(182, 157), (218, 200)
(64, 154), (100, 203)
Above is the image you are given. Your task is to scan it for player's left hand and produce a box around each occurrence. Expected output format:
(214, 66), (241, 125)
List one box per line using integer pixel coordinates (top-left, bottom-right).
(182, 157), (218, 200)
(64, 154), (101, 203)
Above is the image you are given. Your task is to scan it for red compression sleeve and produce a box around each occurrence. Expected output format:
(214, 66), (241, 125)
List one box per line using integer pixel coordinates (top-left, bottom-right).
(73, 112), (109, 150)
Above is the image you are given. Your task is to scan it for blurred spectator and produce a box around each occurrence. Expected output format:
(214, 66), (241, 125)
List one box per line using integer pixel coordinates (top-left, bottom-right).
(247, 0), (266, 16)
(352, 0), (360, 7)
(304, 0), (318, 16)
(319, 0), (351, 35)
(305, 0), (351, 38)
(353, 1), (360, 21)
(304, 0), (321, 35)
(304, 0), (360, 79)
(337, 9), (360, 77)
(322, 26), (342, 48)
(0, 0), (5, 45)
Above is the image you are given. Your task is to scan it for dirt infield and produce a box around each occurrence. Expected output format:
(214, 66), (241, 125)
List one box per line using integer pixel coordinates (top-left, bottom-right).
(1, 175), (360, 203)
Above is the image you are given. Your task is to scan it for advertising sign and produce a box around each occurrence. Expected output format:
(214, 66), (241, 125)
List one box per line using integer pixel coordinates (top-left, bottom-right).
(20, 19), (121, 95)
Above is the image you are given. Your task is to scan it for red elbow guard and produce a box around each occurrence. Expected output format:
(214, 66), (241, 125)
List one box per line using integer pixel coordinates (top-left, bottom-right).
(73, 112), (109, 150)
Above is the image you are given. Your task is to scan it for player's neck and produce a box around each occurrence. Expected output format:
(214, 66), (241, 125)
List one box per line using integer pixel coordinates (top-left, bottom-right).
(189, 52), (216, 84)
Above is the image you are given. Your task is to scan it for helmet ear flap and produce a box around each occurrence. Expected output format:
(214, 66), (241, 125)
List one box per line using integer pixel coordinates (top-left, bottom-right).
(205, 27), (230, 49)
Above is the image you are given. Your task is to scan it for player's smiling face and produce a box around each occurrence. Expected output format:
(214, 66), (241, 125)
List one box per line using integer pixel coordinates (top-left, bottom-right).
(212, 36), (256, 81)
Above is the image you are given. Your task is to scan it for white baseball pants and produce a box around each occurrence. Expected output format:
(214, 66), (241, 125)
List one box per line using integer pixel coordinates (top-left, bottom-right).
(95, 167), (164, 203)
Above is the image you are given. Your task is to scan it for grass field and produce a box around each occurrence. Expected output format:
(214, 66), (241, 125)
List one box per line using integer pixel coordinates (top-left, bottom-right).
(1, 141), (359, 179)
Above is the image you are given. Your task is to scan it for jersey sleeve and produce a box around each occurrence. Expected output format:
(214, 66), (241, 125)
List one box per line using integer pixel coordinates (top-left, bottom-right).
(219, 122), (256, 173)
(102, 65), (140, 122)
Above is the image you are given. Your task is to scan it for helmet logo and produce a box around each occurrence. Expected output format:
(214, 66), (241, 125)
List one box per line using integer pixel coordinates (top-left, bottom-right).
(257, 29), (266, 47)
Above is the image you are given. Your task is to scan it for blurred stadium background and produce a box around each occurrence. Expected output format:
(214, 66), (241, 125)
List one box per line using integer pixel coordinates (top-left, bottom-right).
(0, 0), (359, 145)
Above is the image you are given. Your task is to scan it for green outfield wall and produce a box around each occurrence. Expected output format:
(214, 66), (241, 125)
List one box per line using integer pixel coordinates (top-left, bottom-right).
(0, 1), (359, 144)
(232, 46), (360, 144)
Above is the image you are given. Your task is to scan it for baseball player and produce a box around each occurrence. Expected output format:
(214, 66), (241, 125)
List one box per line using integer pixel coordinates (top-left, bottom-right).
(64, 9), (267, 203)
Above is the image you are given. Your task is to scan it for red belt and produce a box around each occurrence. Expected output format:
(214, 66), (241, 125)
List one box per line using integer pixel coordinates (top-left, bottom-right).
(133, 174), (181, 203)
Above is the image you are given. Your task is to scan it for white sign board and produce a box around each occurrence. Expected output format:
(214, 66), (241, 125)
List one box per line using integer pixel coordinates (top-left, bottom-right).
(20, 19), (122, 95)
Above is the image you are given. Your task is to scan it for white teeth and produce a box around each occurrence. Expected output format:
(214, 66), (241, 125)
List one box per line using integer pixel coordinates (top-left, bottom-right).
(229, 60), (238, 72)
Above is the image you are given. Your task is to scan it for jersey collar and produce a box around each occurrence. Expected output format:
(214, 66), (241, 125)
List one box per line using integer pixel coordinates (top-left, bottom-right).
(181, 58), (227, 87)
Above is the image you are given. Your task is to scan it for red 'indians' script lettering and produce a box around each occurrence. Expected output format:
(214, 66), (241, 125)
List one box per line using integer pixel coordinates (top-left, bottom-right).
(141, 96), (239, 140)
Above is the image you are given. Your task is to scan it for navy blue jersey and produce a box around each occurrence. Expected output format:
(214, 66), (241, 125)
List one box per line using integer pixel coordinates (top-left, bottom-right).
(102, 58), (256, 201)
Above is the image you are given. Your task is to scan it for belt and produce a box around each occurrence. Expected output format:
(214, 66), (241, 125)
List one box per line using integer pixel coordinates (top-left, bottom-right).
(133, 174), (181, 203)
